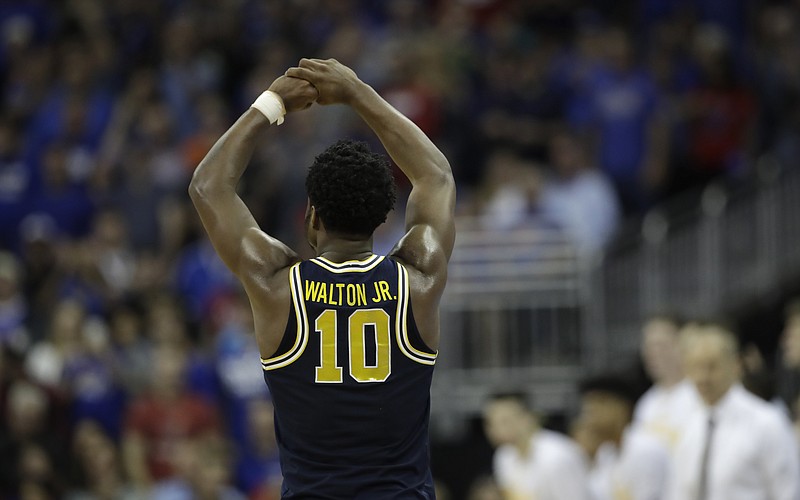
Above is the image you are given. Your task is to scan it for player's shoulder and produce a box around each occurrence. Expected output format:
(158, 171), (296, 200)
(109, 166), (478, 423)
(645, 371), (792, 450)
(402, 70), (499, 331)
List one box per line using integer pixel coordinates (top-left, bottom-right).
(242, 259), (296, 298)
(389, 225), (449, 278)
(238, 227), (300, 279)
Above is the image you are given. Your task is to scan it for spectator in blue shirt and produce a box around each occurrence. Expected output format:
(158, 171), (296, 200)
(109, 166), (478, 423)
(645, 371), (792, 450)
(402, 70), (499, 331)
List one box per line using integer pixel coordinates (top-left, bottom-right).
(568, 27), (669, 212)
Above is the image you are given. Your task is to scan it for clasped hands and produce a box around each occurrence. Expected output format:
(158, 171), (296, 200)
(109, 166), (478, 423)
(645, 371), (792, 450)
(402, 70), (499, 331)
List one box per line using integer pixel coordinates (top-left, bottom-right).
(268, 58), (362, 114)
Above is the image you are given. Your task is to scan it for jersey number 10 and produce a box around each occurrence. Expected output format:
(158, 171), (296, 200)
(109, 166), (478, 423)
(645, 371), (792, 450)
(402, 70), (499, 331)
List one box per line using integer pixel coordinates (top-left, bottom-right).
(314, 308), (391, 383)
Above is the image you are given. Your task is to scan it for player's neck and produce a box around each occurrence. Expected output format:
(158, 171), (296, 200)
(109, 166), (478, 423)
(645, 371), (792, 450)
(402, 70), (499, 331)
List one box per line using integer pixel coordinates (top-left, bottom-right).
(316, 237), (374, 263)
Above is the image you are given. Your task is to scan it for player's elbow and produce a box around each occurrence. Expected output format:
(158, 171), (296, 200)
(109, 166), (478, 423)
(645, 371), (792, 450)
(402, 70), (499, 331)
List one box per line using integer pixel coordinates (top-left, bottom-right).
(188, 169), (218, 203)
(188, 177), (206, 203)
(431, 168), (456, 196)
(432, 152), (453, 178)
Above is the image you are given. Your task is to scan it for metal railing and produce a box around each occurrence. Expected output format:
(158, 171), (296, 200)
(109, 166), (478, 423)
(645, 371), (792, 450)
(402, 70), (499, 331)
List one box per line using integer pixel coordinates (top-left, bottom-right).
(430, 161), (800, 438)
(431, 217), (588, 437)
(592, 158), (800, 364)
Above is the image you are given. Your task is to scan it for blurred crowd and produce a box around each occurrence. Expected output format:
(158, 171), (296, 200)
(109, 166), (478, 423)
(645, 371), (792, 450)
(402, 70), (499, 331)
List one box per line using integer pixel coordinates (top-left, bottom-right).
(0, 0), (799, 498)
(474, 311), (800, 500)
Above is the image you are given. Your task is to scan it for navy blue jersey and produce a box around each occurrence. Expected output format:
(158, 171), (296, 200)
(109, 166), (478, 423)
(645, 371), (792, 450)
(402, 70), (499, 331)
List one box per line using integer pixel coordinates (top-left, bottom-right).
(261, 254), (438, 499)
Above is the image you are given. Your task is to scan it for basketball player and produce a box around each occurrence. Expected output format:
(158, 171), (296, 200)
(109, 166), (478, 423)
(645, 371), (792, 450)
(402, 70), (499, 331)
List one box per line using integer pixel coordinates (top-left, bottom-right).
(189, 59), (455, 498)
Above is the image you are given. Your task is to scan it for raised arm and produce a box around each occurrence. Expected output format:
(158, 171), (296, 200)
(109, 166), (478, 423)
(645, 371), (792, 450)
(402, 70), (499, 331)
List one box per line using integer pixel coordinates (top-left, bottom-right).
(286, 59), (456, 274)
(188, 76), (317, 278)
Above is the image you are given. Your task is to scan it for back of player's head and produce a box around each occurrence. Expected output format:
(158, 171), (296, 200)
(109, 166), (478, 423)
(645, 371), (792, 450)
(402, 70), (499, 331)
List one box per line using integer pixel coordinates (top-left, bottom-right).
(305, 139), (397, 237)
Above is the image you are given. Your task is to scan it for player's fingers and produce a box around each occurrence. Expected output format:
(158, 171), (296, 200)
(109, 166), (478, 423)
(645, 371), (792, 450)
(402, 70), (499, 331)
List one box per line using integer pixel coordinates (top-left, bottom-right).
(286, 67), (315, 81)
(299, 58), (324, 69)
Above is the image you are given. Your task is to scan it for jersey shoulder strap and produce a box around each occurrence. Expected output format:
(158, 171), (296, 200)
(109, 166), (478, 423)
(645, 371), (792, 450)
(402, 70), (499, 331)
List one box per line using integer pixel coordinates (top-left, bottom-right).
(394, 260), (437, 365)
(261, 262), (309, 371)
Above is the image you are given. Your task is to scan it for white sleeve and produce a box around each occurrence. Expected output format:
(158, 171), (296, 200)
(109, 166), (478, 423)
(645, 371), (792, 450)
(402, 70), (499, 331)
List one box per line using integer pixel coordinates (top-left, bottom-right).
(760, 412), (800, 500)
(627, 440), (670, 500)
(542, 447), (591, 500)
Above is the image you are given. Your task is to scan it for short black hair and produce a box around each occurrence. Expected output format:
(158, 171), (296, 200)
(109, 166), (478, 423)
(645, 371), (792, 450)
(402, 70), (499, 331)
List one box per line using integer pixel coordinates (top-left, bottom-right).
(578, 374), (640, 406)
(305, 140), (397, 237)
(487, 391), (534, 412)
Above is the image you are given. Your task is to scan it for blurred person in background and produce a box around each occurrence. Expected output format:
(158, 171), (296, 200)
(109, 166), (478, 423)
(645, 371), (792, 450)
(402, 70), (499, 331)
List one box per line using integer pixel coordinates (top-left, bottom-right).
(151, 436), (245, 500)
(108, 302), (150, 396)
(173, 230), (239, 324)
(483, 392), (589, 500)
(16, 442), (61, 500)
(0, 251), (29, 351)
(470, 150), (541, 231)
(143, 292), (218, 403)
(667, 323), (800, 500)
(753, 5), (800, 169)
(539, 128), (620, 257)
(568, 26), (669, 213)
(575, 374), (669, 500)
(0, 118), (29, 249)
(777, 298), (800, 413)
(121, 345), (221, 489)
(18, 214), (62, 340)
(61, 316), (126, 439)
(67, 419), (144, 500)
(212, 292), (270, 452)
(82, 209), (137, 303)
(633, 313), (701, 450)
(25, 297), (85, 388)
(23, 34), (114, 177)
(235, 398), (281, 500)
(678, 24), (755, 187)
(738, 341), (779, 406)
(27, 142), (95, 240)
(475, 8), (566, 161)
(0, 380), (65, 498)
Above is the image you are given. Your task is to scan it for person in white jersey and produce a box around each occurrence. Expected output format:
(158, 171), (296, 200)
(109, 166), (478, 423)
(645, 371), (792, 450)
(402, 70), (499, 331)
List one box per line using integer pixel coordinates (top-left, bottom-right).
(576, 374), (670, 500)
(666, 323), (800, 500)
(483, 392), (590, 500)
(633, 313), (702, 450)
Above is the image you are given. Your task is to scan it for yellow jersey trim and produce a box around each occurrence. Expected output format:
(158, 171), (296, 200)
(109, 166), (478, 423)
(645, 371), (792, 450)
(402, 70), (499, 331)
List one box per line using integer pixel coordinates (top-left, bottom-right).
(395, 262), (437, 365)
(310, 255), (385, 274)
(261, 263), (309, 370)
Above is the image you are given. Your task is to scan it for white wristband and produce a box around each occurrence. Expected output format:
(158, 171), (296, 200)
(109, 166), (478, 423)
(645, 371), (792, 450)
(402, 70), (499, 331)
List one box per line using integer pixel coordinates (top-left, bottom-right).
(251, 90), (286, 125)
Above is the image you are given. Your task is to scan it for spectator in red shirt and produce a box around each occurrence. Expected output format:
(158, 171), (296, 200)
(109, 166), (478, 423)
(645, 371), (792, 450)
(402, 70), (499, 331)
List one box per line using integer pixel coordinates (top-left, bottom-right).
(684, 24), (755, 184)
(122, 345), (220, 488)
